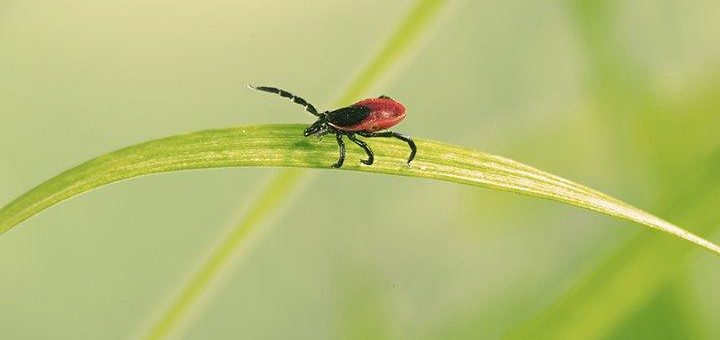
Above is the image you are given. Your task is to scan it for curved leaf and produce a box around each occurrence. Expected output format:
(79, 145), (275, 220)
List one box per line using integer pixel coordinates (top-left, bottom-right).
(1, 124), (718, 256)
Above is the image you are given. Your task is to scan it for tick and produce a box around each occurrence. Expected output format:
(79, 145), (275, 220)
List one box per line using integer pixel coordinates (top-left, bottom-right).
(249, 85), (417, 168)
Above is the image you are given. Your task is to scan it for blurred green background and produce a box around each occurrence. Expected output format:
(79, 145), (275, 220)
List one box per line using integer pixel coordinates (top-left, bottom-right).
(2, 0), (720, 339)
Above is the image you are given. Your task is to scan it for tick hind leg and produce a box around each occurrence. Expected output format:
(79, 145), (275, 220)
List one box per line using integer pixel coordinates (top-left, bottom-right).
(332, 133), (346, 168)
(358, 131), (417, 166)
(347, 134), (374, 165)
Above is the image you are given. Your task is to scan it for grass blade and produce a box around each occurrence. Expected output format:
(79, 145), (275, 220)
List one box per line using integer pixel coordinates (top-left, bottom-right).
(1, 124), (718, 258)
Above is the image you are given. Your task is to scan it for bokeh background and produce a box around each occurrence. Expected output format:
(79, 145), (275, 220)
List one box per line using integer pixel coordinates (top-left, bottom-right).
(2, 0), (720, 339)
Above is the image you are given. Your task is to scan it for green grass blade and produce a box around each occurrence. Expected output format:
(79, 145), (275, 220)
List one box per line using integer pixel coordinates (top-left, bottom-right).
(1, 124), (718, 258)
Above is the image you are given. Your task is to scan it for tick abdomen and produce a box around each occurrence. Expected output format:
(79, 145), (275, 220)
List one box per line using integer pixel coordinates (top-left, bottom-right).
(328, 98), (406, 132)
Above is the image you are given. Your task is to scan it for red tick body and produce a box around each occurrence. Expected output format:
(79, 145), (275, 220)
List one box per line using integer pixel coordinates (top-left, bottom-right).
(332, 97), (407, 132)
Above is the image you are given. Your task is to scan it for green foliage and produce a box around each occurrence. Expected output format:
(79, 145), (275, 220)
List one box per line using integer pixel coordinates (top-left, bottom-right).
(2, 0), (720, 339)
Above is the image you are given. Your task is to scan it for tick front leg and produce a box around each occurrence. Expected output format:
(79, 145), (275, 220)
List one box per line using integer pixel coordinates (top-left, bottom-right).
(347, 134), (374, 165)
(358, 131), (417, 166)
(332, 133), (346, 168)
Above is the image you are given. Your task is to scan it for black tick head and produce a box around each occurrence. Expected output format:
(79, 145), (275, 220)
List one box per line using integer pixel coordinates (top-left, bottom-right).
(304, 119), (329, 137)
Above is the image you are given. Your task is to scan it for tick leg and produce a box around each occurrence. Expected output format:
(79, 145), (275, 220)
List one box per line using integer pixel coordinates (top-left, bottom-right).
(332, 133), (346, 168)
(347, 134), (374, 165)
(358, 131), (417, 166)
(247, 85), (320, 116)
